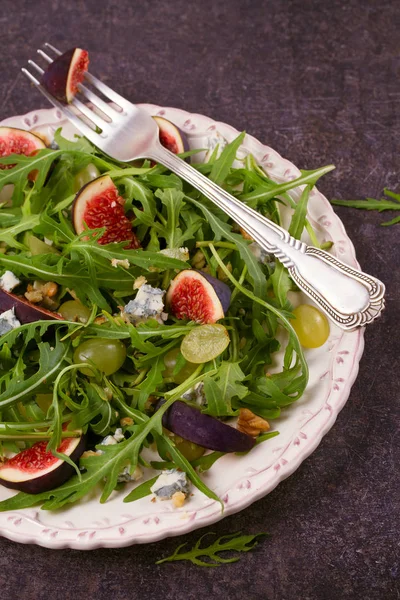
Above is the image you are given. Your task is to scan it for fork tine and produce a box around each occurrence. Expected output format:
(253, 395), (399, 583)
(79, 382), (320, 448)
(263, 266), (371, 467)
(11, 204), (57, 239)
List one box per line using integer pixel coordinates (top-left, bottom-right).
(44, 42), (62, 56)
(71, 97), (110, 132)
(21, 67), (102, 144)
(77, 83), (120, 117)
(28, 59), (45, 76)
(83, 72), (130, 112)
(37, 48), (53, 63)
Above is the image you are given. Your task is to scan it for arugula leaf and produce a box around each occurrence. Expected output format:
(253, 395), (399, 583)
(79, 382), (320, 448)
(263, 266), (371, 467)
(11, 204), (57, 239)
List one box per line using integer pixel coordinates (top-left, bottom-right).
(270, 262), (293, 308)
(53, 129), (96, 154)
(0, 334), (70, 411)
(209, 132), (246, 186)
(203, 361), (248, 416)
(240, 165), (335, 205)
(123, 476), (158, 502)
(331, 188), (400, 226)
(156, 531), (268, 566)
(203, 376), (228, 416)
(288, 184), (312, 240)
(136, 356), (164, 411)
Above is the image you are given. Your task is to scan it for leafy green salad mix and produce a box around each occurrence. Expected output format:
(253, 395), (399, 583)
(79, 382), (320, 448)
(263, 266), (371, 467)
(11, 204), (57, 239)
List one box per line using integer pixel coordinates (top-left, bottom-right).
(0, 127), (334, 512)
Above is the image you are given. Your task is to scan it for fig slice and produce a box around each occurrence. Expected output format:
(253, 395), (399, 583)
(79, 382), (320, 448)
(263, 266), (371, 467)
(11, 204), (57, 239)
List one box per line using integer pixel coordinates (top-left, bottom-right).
(0, 289), (62, 324)
(160, 400), (255, 453)
(72, 174), (140, 248)
(166, 270), (231, 324)
(0, 127), (46, 168)
(153, 116), (189, 155)
(41, 48), (89, 103)
(0, 432), (85, 494)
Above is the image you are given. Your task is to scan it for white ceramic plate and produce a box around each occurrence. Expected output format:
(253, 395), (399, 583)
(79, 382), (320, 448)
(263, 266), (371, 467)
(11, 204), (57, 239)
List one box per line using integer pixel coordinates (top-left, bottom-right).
(0, 105), (364, 549)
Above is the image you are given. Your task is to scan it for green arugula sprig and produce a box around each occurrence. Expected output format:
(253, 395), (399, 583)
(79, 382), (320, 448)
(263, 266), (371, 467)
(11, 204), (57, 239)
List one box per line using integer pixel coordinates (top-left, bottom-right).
(156, 531), (268, 566)
(331, 188), (400, 226)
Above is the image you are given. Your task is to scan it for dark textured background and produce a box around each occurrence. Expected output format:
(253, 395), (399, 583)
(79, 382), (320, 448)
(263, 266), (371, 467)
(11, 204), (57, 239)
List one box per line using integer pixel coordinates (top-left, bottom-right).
(0, 1), (399, 598)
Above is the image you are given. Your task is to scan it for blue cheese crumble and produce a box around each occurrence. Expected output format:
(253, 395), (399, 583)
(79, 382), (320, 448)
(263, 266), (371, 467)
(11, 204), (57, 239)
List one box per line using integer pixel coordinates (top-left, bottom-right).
(0, 271), (21, 292)
(122, 284), (166, 325)
(150, 469), (190, 500)
(100, 428), (125, 446)
(182, 382), (206, 407)
(0, 308), (21, 335)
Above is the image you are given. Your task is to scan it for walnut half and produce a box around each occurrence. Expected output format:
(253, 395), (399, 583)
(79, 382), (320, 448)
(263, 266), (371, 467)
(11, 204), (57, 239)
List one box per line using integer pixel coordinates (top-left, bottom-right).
(237, 408), (270, 437)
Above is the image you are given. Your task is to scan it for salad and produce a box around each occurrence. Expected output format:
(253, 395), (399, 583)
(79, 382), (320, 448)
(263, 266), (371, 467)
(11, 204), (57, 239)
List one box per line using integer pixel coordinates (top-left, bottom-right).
(0, 118), (332, 512)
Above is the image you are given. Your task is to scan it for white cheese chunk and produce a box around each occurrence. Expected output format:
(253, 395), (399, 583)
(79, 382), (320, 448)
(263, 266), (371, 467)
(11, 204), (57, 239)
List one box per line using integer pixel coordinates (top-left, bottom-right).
(0, 271), (21, 292)
(111, 258), (130, 269)
(159, 247), (189, 261)
(150, 469), (190, 499)
(123, 284), (165, 324)
(0, 308), (21, 335)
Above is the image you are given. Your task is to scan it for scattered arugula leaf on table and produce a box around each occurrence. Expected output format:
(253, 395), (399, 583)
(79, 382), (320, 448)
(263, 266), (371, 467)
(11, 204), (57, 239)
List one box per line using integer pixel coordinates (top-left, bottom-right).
(331, 188), (400, 226)
(156, 531), (269, 567)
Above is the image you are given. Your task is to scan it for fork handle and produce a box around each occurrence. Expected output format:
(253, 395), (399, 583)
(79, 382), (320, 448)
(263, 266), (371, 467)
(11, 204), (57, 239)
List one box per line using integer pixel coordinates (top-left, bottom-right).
(149, 145), (385, 331)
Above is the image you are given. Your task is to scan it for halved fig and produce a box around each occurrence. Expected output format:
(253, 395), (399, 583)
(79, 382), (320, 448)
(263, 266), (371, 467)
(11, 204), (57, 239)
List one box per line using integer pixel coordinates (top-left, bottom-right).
(73, 175), (140, 248)
(0, 289), (62, 324)
(166, 270), (231, 324)
(160, 400), (255, 453)
(154, 116), (189, 155)
(41, 48), (89, 103)
(0, 433), (85, 494)
(0, 127), (46, 169)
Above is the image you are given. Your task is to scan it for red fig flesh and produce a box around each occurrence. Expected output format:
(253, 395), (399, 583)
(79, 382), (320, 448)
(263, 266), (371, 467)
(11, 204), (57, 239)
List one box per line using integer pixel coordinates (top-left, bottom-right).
(166, 270), (231, 324)
(0, 127), (46, 169)
(154, 116), (189, 155)
(41, 48), (89, 103)
(0, 289), (62, 324)
(161, 400), (255, 453)
(72, 174), (140, 248)
(0, 433), (85, 494)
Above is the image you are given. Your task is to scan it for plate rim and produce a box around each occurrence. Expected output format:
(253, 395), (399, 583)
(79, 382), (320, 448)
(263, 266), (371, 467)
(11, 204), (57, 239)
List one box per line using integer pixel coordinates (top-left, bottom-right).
(0, 104), (364, 549)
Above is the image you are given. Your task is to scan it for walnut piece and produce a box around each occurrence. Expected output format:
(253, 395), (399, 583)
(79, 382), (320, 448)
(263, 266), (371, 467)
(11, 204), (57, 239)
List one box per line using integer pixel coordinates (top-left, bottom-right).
(237, 408), (270, 437)
(172, 491), (186, 508)
(24, 281), (58, 304)
(240, 227), (254, 241)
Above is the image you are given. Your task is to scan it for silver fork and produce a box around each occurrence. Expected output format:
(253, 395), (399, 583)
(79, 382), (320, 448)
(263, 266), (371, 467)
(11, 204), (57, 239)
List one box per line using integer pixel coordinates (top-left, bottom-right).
(21, 43), (385, 331)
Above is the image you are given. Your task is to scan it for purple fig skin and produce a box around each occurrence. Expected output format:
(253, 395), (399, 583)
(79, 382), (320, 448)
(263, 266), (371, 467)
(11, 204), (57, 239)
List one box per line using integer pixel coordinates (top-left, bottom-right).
(198, 271), (231, 314)
(0, 289), (63, 324)
(0, 434), (86, 494)
(41, 48), (89, 103)
(160, 400), (255, 453)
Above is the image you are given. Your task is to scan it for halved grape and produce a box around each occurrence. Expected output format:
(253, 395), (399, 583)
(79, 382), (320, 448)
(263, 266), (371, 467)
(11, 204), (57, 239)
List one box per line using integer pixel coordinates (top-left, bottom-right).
(58, 300), (91, 323)
(180, 324), (230, 363)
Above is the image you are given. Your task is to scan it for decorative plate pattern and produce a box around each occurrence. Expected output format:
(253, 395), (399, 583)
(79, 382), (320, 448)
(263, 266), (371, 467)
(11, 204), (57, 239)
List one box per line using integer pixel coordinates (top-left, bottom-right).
(0, 105), (364, 549)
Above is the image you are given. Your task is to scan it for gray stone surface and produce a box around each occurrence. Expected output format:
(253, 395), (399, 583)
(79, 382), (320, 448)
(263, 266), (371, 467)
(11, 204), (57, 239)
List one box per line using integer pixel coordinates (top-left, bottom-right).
(0, 0), (399, 598)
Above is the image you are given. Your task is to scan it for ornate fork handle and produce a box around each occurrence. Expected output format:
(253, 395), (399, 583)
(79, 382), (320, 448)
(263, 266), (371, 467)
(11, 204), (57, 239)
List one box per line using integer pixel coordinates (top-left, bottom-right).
(150, 145), (385, 331)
